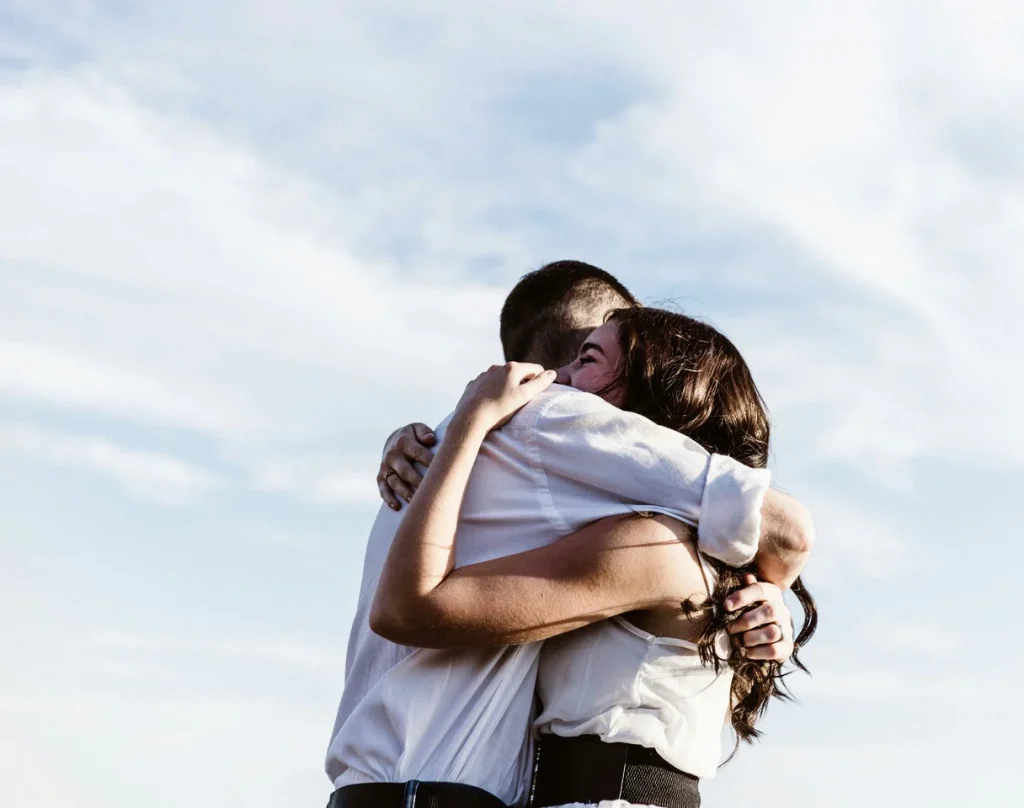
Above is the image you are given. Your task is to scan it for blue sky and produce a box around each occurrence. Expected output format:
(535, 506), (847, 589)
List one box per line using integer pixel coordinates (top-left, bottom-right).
(1, 2), (1021, 807)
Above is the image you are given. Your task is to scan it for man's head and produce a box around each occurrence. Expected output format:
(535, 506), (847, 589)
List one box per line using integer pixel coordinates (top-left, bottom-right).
(499, 260), (639, 368)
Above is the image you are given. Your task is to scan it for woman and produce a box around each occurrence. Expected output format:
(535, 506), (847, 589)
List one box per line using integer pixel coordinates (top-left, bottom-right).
(371, 307), (817, 808)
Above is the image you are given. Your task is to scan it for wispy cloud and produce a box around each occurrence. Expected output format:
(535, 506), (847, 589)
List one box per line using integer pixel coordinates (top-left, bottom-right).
(0, 72), (503, 444)
(798, 494), (912, 582)
(248, 452), (382, 504)
(804, 664), (1014, 705)
(852, 618), (961, 659)
(0, 424), (221, 503)
(89, 629), (345, 672)
(546, 1), (1024, 481)
(0, 4), (1020, 808)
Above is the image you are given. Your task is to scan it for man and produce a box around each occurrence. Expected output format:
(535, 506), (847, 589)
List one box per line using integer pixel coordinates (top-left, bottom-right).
(325, 261), (812, 807)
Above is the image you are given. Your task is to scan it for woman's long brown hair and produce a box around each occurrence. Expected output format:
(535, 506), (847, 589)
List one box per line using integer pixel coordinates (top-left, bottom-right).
(605, 307), (818, 746)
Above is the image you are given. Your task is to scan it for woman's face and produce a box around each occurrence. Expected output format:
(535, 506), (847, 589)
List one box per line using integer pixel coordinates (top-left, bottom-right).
(555, 321), (625, 407)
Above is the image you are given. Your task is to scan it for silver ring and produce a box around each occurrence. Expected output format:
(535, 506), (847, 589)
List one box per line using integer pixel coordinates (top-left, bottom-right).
(772, 621), (785, 644)
(385, 470), (399, 483)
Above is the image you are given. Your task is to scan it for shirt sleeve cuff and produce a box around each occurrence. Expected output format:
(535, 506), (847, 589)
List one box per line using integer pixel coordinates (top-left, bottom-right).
(696, 454), (771, 567)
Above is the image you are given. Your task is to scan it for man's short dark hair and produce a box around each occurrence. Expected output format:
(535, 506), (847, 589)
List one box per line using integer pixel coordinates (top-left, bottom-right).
(500, 260), (639, 367)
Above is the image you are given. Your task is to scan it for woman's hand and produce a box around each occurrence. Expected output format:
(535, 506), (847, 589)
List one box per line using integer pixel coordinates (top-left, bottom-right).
(725, 573), (795, 662)
(453, 362), (557, 433)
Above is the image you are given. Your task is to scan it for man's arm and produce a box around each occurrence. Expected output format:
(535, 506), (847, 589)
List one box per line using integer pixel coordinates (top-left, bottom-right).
(528, 391), (771, 566)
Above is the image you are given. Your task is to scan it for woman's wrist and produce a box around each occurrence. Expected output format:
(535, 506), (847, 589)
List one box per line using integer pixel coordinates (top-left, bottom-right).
(450, 406), (496, 442)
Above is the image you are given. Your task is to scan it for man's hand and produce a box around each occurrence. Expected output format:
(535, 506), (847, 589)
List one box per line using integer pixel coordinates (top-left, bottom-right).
(724, 573), (795, 662)
(377, 423), (437, 511)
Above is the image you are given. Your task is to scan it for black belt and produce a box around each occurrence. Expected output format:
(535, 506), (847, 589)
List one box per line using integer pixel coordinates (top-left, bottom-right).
(530, 734), (700, 808)
(327, 781), (506, 808)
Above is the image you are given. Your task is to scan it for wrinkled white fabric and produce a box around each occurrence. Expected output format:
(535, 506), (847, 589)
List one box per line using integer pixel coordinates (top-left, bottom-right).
(535, 558), (731, 780)
(325, 386), (768, 806)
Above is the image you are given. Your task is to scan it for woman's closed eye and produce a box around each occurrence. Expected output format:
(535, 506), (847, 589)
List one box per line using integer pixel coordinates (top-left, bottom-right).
(579, 354), (597, 365)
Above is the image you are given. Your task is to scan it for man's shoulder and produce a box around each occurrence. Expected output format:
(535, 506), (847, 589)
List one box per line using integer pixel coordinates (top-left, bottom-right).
(429, 388), (605, 439)
(504, 384), (618, 429)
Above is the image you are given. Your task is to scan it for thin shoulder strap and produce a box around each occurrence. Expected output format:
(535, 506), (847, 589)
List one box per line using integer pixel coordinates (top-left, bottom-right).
(695, 546), (717, 600)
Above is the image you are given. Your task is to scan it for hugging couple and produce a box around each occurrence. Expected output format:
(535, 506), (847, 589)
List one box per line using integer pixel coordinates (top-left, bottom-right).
(323, 261), (818, 808)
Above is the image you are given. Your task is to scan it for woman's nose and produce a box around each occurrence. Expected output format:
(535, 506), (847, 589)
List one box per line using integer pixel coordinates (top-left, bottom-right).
(554, 364), (572, 385)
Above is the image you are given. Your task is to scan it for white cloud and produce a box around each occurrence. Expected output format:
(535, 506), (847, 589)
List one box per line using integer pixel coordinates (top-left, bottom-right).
(703, 727), (1023, 808)
(0, 338), (255, 437)
(0, 423), (220, 503)
(89, 629), (345, 672)
(799, 494), (912, 581)
(0, 686), (333, 808)
(1, 4), (1021, 808)
(804, 664), (1012, 705)
(249, 527), (325, 548)
(559, 0), (1024, 478)
(852, 618), (961, 659)
(0, 72), (504, 448)
(6, 2), (1019, 483)
(248, 451), (383, 504)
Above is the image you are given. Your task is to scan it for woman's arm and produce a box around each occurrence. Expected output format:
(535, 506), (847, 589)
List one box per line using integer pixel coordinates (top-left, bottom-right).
(369, 362), (710, 649)
(371, 512), (710, 648)
(369, 362), (558, 641)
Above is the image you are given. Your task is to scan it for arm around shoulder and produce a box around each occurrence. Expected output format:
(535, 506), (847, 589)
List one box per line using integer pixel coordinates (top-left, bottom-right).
(371, 513), (709, 648)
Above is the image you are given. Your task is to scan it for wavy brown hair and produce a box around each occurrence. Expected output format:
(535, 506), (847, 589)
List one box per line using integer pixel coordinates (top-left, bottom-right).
(604, 306), (817, 746)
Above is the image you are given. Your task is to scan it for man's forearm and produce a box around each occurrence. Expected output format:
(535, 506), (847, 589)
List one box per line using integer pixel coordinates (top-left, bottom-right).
(753, 489), (815, 589)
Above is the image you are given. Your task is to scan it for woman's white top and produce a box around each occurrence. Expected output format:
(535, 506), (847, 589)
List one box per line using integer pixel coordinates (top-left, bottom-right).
(534, 564), (732, 780)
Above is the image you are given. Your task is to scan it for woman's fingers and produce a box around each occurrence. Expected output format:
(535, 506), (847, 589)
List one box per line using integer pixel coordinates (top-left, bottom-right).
(736, 620), (785, 647)
(516, 368), (557, 400)
(455, 363), (556, 428)
(742, 634), (793, 662)
(727, 600), (779, 635)
(509, 361), (548, 378)
(724, 579), (780, 613)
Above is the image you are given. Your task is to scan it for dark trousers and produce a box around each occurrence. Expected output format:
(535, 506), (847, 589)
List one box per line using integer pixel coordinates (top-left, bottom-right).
(327, 780), (507, 808)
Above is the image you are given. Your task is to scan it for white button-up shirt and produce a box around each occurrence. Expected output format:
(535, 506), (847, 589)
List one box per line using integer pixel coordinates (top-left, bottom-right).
(325, 386), (769, 806)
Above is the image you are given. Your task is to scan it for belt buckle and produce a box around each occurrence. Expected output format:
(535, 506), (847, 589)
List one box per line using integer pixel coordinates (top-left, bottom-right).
(403, 780), (421, 808)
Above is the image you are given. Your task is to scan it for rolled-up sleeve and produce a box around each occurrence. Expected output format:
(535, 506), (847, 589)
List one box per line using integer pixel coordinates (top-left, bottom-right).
(524, 389), (770, 566)
(698, 453), (771, 566)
